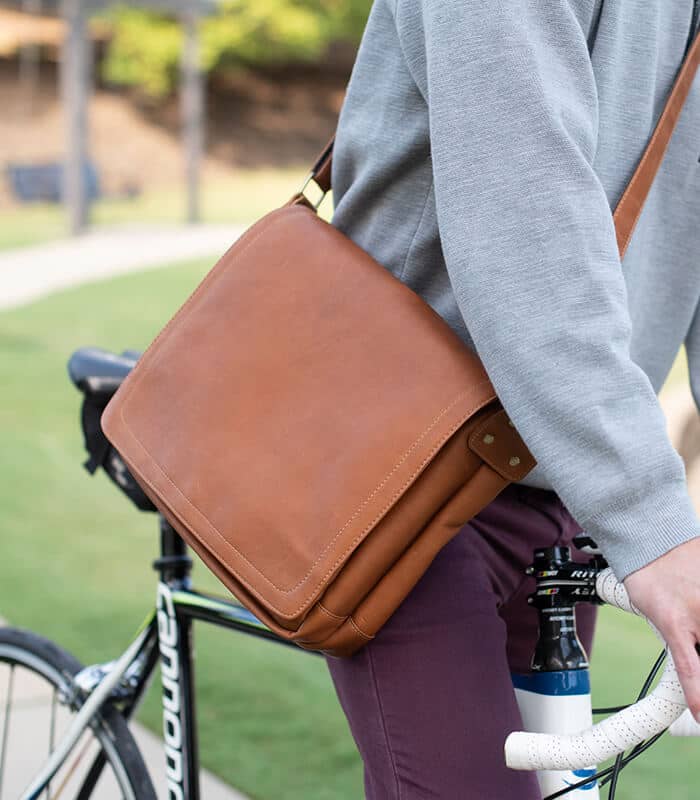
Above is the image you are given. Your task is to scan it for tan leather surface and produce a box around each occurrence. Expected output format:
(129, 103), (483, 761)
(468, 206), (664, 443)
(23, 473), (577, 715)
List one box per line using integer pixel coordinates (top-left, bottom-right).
(102, 204), (532, 641)
(468, 408), (537, 481)
(316, 464), (511, 657)
(301, 409), (495, 628)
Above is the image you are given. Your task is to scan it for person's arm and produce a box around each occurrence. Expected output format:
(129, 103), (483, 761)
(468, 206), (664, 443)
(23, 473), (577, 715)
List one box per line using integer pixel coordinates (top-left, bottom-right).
(407, 0), (699, 578)
(405, 0), (700, 717)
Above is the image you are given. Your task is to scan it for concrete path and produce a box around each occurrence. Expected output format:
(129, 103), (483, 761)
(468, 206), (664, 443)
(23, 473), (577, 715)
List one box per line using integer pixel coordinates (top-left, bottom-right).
(0, 223), (244, 310)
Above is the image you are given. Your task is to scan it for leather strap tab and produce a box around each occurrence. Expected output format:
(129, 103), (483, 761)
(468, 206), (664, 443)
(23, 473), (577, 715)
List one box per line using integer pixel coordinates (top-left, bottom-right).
(467, 408), (537, 482)
(307, 30), (700, 258)
(613, 29), (700, 258)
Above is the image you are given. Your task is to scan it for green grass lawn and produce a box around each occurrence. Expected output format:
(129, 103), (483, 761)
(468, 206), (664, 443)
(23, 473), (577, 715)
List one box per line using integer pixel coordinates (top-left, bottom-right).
(0, 261), (696, 798)
(0, 167), (308, 251)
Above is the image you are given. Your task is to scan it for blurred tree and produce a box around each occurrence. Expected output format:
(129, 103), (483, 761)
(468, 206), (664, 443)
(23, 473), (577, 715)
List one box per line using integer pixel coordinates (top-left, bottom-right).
(102, 0), (371, 98)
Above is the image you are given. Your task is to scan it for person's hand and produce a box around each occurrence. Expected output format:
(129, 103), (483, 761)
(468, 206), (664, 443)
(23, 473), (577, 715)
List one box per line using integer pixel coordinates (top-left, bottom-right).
(623, 537), (700, 722)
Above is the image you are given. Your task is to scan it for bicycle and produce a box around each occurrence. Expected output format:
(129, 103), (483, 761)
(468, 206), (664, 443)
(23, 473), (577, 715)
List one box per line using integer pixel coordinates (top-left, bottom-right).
(0, 346), (697, 799)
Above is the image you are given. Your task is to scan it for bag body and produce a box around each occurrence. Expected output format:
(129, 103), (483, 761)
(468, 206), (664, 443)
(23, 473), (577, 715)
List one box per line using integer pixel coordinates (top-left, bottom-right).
(101, 204), (535, 657)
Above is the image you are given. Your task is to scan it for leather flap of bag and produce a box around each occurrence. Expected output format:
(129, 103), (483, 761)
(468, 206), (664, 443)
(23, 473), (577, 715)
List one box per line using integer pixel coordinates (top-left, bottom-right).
(102, 205), (499, 621)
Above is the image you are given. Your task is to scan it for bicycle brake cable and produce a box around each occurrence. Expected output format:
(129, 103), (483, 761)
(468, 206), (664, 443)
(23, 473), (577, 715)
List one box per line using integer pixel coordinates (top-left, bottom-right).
(601, 648), (667, 799)
(542, 647), (668, 800)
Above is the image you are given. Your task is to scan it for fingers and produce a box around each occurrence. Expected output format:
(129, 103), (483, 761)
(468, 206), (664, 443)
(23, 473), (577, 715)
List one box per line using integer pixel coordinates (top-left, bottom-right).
(666, 627), (700, 722)
(620, 539), (700, 722)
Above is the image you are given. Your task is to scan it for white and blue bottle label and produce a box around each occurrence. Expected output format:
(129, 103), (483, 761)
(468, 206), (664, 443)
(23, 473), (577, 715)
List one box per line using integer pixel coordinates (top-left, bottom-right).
(512, 669), (599, 799)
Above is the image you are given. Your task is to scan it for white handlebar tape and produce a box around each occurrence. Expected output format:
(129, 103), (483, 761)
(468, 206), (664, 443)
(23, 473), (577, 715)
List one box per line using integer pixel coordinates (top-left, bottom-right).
(594, 568), (638, 615)
(505, 657), (685, 770)
(595, 568), (665, 642)
(505, 570), (688, 772)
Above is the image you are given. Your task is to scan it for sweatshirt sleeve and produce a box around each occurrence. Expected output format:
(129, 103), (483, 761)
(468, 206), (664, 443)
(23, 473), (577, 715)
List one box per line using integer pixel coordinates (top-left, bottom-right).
(411, 0), (700, 580)
(684, 302), (700, 415)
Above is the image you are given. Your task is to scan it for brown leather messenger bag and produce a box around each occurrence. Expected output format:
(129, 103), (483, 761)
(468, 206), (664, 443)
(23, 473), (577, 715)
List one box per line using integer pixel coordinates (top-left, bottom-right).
(102, 32), (700, 658)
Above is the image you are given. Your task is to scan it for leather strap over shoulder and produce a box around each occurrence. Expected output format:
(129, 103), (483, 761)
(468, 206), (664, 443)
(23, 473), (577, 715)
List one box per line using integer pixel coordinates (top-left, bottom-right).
(305, 29), (700, 259)
(310, 136), (334, 194)
(613, 29), (700, 258)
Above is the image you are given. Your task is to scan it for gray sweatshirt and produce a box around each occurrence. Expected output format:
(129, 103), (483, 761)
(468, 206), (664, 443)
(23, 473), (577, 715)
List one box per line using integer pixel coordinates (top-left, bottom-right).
(330, 0), (700, 581)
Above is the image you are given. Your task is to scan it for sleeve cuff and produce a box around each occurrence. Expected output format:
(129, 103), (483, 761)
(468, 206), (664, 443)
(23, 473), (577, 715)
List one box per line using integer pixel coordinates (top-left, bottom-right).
(578, 480), (700, 582)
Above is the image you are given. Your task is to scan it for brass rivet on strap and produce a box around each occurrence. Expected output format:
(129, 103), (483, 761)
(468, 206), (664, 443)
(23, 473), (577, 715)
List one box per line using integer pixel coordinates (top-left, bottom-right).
(508, 419), (515, 428)
(509, 456), (521, 467)
(483, 434), (495, 445)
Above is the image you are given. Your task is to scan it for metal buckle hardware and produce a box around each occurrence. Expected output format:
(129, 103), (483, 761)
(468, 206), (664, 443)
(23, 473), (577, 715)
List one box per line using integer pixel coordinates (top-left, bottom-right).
(298, 172), (327, 211)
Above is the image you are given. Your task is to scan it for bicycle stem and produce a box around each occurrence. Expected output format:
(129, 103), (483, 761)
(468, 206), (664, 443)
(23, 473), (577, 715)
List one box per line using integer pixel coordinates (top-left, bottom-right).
(527, 545), (604, 672)
(507, 566), (687, 774)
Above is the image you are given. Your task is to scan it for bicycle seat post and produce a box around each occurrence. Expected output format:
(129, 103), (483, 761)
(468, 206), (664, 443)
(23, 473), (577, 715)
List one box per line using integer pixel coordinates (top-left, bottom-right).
(153, 516), (193, 588)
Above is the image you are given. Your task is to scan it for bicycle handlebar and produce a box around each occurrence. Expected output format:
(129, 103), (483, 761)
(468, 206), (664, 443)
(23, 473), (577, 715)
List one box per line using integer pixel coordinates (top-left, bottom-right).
(504, 568), (688, 772)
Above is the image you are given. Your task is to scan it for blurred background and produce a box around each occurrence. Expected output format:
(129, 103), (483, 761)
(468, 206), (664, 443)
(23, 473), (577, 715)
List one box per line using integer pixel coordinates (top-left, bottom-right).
(0, 0), (366, 242)
(1, 2), (699, 798)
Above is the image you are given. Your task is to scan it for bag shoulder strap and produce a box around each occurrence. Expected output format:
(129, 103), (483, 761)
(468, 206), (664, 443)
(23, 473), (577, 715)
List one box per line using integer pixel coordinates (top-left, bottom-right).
(303, 29), (700, 259)
(613, 29), (700, 256)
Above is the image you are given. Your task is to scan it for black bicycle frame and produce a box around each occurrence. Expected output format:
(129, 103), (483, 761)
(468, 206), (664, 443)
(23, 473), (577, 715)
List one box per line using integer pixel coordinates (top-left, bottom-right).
(88, 515), (320, 800)
(72, 516), (603, 800)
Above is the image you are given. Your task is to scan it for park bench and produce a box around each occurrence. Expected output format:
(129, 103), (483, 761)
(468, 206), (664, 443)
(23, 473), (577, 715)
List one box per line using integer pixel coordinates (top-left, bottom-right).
(4, 160), (100, 204)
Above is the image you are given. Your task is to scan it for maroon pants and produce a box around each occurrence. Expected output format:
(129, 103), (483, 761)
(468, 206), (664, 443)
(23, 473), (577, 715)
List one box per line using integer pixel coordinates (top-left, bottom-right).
(324, 483), (597, 800)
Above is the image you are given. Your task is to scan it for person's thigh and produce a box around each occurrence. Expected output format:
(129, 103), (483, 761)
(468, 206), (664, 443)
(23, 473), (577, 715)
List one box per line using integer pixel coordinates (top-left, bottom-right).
(324, 482), (593, 800)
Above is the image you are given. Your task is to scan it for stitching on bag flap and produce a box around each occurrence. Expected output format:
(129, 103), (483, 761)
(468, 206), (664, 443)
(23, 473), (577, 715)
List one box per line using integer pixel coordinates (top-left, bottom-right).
(119, 385), (494, 617)
(348, 617), (374, 640)
(317, 603), (346, 621)
(112, 213), (497, 616)
(120, 385), (488, 583)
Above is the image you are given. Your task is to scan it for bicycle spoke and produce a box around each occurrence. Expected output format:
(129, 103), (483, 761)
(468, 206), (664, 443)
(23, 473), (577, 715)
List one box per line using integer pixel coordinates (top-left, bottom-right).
(47, 688), (58, 800)
(0, 664), (15, 799)
(51, 736), (92, 799)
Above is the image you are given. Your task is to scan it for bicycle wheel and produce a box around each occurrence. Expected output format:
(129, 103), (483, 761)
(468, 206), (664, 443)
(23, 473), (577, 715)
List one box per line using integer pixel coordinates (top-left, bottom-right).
(0, 626), (156, 800)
